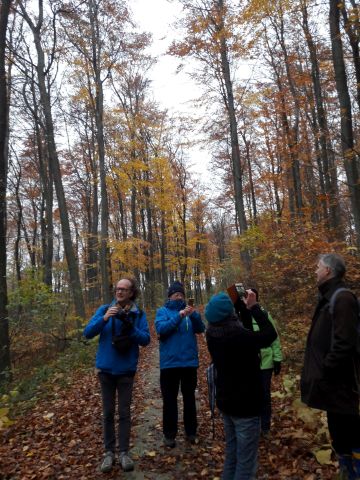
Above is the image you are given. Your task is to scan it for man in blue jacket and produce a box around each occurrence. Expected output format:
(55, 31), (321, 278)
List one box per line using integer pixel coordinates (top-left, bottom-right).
(84, 277), (150, 474)
(155, 281), (205, 448)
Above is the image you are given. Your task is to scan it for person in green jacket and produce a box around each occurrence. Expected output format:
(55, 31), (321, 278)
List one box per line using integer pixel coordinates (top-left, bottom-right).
(250, 288), (282, 437)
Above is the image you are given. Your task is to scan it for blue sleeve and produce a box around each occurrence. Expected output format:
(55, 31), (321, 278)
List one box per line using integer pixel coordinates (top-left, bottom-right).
(83, 305), (108, 339)
(189, 311), (205, 333)
(155, 307), (182, 335)
(130, 310), (150, 346)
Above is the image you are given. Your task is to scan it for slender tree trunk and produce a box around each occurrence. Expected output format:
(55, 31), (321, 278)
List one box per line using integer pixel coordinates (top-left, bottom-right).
(302, 0), (342, 233)
(0, 0), (11, 383)
(275, 13), (303, 215)
(88, 0), (110, 303)
(329, 0), (360, 247)
(341, 5), (360, 112)
(217, 0), (247, 235)
(160, 210), (168, 297)
(19, 2), (85, 319)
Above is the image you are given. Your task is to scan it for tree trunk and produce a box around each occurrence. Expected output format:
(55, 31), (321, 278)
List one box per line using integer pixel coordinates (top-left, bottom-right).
(302, 0), (342, 233)
(341, 4), (360, 112)
(88, 0), (110, 303)
(19, 2), (85, 319)
(329, 0), (360, 247)
(217, 0), (247, 235)
(0, 0), (11, 383)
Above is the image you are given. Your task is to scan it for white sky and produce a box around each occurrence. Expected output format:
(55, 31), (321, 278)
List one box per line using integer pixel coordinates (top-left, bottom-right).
(131, 0), (212, 183)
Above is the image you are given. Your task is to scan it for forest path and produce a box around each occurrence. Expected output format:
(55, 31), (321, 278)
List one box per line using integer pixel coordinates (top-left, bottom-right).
(0, 324), (221, 480)
(0, 319), (339, 479)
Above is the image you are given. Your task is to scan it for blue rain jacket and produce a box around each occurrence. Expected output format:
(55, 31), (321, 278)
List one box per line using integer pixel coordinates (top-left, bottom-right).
(83, 301), (150, 375)
(155, 300), (205, 370)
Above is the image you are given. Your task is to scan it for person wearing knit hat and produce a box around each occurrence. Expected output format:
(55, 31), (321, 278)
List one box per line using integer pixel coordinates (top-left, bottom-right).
(205, 292), (234, 324)
(205, 290), (277, 479)
(167, 281), (185, 298)
(155, 281), (205, 448)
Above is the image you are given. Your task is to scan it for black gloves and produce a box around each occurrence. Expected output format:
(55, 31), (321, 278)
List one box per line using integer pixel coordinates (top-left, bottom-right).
(273, 361), (281, 376)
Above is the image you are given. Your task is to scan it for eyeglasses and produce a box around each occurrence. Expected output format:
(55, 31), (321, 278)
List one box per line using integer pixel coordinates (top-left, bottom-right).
(115, 288), (130, 293)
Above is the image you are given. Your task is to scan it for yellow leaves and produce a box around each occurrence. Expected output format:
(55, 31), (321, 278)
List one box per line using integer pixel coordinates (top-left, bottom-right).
(43, 412), (55, 421)
(110, 237), (149, 272)
(0, 407), (14, 429)
(292, 398), (320, 426)
(312, 448), (333, 465)
(146, 451), (157, 457)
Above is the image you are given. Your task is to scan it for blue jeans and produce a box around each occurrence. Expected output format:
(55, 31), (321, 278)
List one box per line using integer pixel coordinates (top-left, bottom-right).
(221, 414), (260, 480)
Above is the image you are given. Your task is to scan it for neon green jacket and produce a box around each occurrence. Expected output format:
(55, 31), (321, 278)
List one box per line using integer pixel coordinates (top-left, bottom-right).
(252, 309), (282, 370)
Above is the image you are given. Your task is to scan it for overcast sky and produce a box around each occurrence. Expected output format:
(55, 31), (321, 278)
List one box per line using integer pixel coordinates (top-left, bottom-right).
(131, 0), (201, 112)
(131, 0), (211, 182)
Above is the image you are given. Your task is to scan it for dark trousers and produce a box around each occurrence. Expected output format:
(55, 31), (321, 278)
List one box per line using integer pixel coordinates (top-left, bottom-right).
(261, 368), (273, 432)
(98, 372), (134, 453)
(160, 367), (197, 439)
(327, 412), (360, 454)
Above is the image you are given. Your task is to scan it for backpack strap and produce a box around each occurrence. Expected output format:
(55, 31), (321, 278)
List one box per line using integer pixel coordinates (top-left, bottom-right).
(329, 288), (353, 316)
(329, 288), (358, 350)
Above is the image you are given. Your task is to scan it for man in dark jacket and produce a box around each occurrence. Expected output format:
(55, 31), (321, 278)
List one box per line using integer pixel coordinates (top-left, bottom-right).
(301, 253), (360, 479)
(206, 290), (277, 480)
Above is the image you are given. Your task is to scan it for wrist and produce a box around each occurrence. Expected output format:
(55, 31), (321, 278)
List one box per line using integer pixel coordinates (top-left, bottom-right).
(247, 302), (257, 310)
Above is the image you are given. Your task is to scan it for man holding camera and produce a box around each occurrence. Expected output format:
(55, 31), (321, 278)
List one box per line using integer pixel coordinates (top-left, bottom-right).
(155, 281), (205, 448)
(84, 277), (150, 474)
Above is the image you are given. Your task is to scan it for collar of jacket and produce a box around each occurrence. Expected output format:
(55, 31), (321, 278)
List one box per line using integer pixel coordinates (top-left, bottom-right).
(109, 299), (137, 313)
(318, 277), (345, 302)
(164, 299), (186, 311)
(206, 314), (242, 338)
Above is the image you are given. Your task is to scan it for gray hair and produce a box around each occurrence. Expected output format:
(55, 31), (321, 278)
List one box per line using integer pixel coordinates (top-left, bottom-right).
(319, 253), (346, 279)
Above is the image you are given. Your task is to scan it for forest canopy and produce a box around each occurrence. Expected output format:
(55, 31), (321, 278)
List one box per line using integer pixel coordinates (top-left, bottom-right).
(1, 0), (360, 381)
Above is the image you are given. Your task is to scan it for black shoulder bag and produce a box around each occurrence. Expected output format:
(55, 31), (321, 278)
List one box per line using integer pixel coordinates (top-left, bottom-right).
(111, 311), (134, 353)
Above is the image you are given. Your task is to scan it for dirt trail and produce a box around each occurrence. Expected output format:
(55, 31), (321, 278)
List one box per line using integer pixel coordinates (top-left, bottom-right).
(0, 328), (219, 480)
(0, 322), (339, 479)
(127, 331), (214, 480)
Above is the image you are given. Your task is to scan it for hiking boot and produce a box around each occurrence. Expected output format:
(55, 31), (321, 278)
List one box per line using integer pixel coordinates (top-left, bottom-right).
(100, 451), (114, 473)
(119, 451), (134, 472)
(164, 436), (176, 448)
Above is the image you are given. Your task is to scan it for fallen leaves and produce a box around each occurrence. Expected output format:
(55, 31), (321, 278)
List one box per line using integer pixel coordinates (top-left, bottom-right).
(0, 319), (339, 479)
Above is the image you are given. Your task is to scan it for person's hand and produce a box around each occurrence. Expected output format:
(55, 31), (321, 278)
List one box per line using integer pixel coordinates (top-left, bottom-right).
(104, 306), (119, 321)
(243, 290), (257, 309)
(273, 361), (281, 376)
(180, 305), (195, 317)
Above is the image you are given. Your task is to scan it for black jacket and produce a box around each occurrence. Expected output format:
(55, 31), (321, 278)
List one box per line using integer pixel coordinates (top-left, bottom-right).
(206, 304), (277, 417)
(301, 277), (360, 414)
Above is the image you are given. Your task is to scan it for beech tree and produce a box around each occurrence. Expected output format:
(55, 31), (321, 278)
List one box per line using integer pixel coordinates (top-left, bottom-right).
(329, 0), (360, 247)
(170, 3), (248, 225)
(0, 0), (11, 383)
(16, 0), (85, 319)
